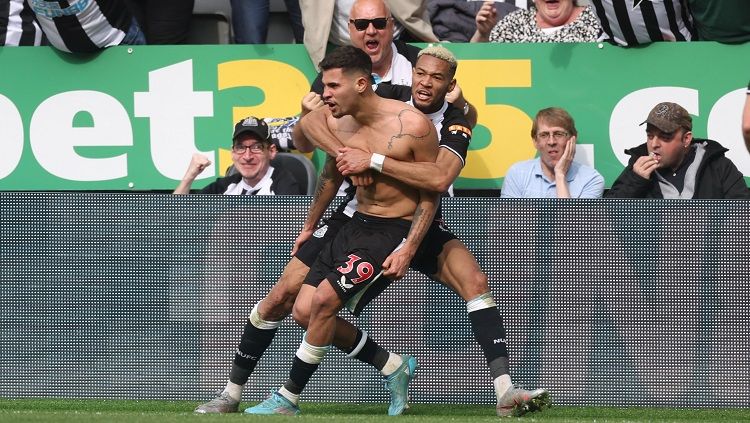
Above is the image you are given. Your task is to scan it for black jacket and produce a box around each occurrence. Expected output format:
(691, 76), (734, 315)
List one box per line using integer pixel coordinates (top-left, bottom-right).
(605, 138), (750, 199)
(200, 167), (302, 195)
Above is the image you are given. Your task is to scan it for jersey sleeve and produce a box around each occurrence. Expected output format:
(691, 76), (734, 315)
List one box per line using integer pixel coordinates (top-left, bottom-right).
(439, 105), (472, 166)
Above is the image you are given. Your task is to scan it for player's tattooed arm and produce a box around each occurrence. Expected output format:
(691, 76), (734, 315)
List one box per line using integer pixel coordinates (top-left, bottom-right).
(292, 155), (343, 255)
(382, 189), (440, 280)
(387, 109), (433, 151)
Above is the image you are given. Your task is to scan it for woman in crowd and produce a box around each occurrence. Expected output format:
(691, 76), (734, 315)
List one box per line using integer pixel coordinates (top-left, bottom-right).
(470, 0), (600, 43)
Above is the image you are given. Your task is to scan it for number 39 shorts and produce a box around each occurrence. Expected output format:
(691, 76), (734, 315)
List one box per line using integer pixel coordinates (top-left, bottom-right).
(303, 212), (410, 316)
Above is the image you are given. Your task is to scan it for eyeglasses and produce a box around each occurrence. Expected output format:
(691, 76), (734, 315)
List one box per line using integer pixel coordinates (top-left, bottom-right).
(232, 143), (266, 154)
(536, 131), (569, 141)
(349, 17), (389, 31)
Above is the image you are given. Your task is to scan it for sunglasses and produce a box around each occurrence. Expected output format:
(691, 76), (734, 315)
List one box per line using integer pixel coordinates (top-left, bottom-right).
(349, 17), (389, 31)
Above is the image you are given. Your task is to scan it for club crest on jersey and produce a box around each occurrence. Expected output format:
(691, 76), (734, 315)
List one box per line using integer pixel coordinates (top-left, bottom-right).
(448, 125), (472, 139)
(313, 225), (328, 238)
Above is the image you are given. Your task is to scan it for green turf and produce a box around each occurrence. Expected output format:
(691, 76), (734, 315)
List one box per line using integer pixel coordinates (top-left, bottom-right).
(0, 399), (748, 423)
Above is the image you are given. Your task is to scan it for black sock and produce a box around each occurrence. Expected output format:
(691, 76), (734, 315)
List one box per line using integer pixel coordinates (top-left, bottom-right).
(229, 319), (278, 385)
(352, 332), (390, 372)
(283, 356), (320, 395)
(469, 307), (509, 379)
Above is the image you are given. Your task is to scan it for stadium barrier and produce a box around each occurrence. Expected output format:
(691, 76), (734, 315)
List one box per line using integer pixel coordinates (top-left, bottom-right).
(1, 193), (748, 407)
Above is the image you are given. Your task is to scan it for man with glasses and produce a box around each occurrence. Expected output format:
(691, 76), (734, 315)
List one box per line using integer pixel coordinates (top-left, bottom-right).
(606, 102), (749, 199)
(173, 116), (302, 195)
(501, 107), (604, 198)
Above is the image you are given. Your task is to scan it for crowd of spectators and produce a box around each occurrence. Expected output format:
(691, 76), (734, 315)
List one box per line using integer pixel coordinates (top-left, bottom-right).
(1, 0), (748, 198)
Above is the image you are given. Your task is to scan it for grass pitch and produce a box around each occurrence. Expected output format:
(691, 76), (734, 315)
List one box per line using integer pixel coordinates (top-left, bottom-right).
(0, 399), (748, 423)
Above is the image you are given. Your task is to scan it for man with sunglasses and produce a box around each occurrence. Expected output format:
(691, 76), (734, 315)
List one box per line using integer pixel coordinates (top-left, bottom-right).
(173, 116), (302, 195)
(294, 0), (476, 150)
(501, 107), (604, 198)
(606, 102), (750, 199)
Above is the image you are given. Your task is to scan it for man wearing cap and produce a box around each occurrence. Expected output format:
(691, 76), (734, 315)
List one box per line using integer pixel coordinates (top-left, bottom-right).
(606, 102), (750, 199)
(173, 116), (302, 195)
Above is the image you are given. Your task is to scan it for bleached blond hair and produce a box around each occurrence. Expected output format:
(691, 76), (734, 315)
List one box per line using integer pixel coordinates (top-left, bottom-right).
(417, 44), (458, 79)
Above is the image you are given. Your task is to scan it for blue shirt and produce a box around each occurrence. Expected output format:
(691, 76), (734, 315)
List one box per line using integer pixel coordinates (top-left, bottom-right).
(501, 158), (604, 198)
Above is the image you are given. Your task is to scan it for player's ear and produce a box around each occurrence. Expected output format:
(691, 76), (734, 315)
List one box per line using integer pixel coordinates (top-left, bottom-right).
(356, 75), (369, 93)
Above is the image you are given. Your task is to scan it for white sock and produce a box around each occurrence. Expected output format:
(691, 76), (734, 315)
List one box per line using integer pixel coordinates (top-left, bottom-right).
(493, 374), (512, 400)
(222, 381), (243, 402)
(380, 353), (403, 377)
(278, 386), (300, 404)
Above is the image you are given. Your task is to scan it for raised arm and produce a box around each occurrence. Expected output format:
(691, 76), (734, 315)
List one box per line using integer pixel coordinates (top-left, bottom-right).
(173, 153), (211, 194)
(291, 92), (326, 153)
(295, 107), (344, 156)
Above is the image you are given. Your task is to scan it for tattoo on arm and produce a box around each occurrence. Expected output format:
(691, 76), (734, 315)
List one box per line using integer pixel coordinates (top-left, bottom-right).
(312, 156), (336, 203)
(388, 109), (432, 151)
(406, 204), (429, 243)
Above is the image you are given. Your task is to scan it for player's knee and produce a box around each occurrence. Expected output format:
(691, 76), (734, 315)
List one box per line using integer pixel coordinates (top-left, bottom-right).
(310, 288), (341, 319)
(262, 271), (305, 321)
(292, 299), (311, 329)
(261, 284), (298, 321)
(463, 270), (490, 299)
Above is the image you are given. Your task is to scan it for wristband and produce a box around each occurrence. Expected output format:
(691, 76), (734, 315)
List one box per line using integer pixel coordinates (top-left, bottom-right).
(369, 153), (385, 173)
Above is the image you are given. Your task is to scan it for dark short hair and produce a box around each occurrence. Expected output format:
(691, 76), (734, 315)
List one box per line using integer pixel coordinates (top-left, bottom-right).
(319, 45), (373, 78)
(531, 107), (578, 138)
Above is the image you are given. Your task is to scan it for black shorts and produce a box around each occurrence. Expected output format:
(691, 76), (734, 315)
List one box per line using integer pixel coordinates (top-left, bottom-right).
(410, 218), (458, 276)
(294, 211), (351, 267)
(304, 212), (410, 316)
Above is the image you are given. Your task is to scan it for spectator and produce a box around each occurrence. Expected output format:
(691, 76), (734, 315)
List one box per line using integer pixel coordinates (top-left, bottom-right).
(27, 0), (145, 53)
(124, 0), (194, 44)
(299, 0), (438, 70)
(295, 0), (476, 153)
(589, 0), (696, 46)
(502, 107), (604, 198)
(685, 0), (750, 44)
(230, 0), (304, 44)
(428, 0), (518, 42)
(471, 0), (601, 43)
(606, 102), (750, 199)
(1, 0), (45, 46)
(743, 80), (750, 154)
(174, 116), (302, 195)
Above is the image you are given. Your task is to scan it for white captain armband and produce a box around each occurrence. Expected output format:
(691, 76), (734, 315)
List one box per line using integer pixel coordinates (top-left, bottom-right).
(369, 153), (385, 173)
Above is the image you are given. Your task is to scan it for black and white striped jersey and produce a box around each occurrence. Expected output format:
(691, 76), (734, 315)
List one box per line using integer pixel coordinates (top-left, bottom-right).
(1, 0), (45, 46)
(27, 0), (132, 53)
(590, 0), (695, 46)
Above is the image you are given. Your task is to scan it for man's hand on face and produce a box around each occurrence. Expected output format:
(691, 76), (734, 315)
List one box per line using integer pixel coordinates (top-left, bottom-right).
(633, 152), (661, 179)
(554, 135), (576, 178)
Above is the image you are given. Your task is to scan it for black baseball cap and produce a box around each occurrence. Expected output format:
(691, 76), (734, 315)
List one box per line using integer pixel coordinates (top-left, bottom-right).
(232, 116), (270, 142)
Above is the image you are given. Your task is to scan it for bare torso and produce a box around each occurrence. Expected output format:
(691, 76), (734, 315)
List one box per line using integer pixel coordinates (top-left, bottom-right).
(326, 97), (436, 220)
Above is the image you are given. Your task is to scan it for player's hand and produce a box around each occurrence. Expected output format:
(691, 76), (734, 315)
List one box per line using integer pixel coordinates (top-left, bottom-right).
(554, 135), (576, 178)
(184, 153), (211, 179)
(336, 147), (371, 176)
(475, 1), (498, 40)
(291, 228), (314, 256)
(382, 247), (415, 280)
(632, 153), (660, 179)
(349, 172), (374, 187)
(445, 82), (464, 106)
(301, 92), (325, 116)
